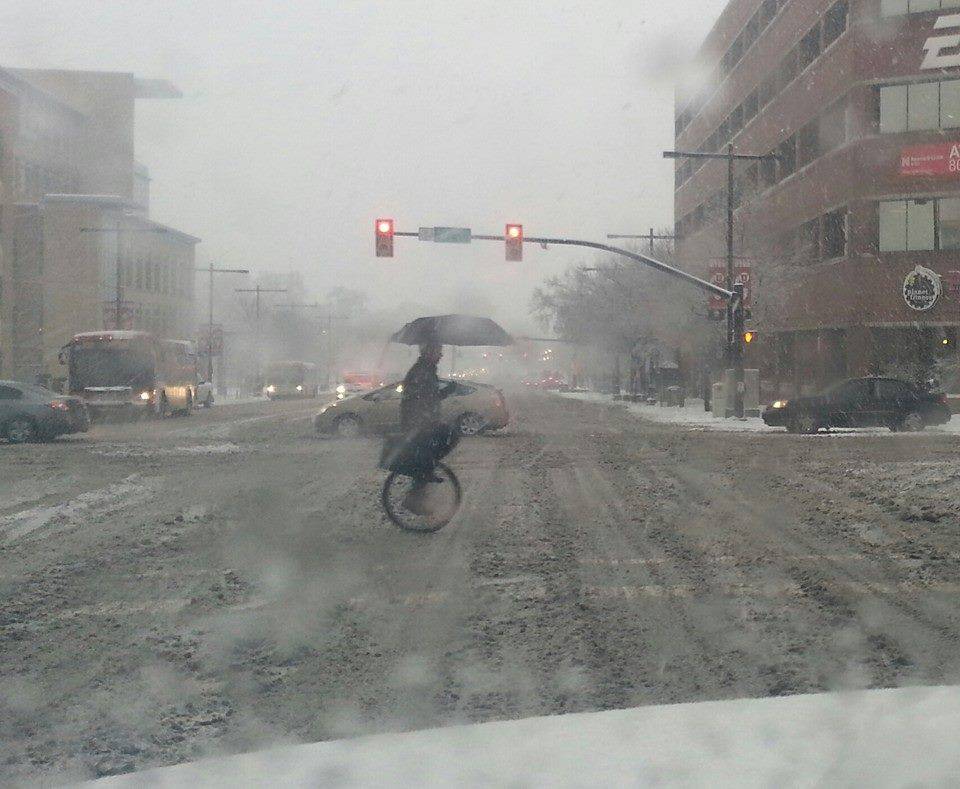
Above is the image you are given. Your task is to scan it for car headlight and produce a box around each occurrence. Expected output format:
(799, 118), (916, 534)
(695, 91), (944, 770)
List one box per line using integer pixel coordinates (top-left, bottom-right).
(266, 385), (276, 394)
(296, 385), (303, 392)
(336, 384), (346, 394)
(139, 391), (151, 401)
(771, 400), (787, 409)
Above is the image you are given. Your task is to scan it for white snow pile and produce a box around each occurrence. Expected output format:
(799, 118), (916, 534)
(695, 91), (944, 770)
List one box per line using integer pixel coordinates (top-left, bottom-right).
(90, 686), (960, 788)
(92, 443), (244, 458)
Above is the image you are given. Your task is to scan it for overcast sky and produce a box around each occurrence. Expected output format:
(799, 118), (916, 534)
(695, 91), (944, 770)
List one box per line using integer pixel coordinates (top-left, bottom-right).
(1, 0), (727, 331)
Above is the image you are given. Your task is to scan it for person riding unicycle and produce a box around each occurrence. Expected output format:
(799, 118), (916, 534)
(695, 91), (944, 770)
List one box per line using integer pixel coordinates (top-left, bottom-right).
(398, 341), (458, 513)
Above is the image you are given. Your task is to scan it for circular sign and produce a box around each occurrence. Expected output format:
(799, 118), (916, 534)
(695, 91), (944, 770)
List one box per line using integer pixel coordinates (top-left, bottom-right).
(903, 265), (942, 311)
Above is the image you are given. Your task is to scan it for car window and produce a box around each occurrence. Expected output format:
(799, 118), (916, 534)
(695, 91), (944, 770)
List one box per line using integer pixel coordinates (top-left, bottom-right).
(876, 379), (913, 399)
(834, 380), (871, 402)
(0, 385), (23, 400)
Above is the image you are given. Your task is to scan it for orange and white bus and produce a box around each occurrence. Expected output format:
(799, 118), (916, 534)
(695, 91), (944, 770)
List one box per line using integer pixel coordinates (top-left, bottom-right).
(59, 331), (198, 417)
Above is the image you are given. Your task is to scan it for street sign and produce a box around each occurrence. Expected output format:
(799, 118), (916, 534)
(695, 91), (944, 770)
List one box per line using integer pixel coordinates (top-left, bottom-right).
(707, 264), (751, 320)
(421, 226), (471, 243)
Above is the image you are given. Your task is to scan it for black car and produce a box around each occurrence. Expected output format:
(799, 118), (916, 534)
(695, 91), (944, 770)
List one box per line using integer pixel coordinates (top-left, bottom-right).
(762, 377), (951, 434)
(0, 380), (90, 443)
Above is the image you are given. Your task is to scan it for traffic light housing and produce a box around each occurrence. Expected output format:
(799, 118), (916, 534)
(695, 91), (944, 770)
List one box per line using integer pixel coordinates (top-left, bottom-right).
(505, 224), (523, 261)
(375, 218), (394, 257)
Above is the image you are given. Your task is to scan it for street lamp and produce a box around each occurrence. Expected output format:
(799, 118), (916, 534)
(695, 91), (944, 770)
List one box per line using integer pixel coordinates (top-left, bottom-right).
(663, 144), (779, 418)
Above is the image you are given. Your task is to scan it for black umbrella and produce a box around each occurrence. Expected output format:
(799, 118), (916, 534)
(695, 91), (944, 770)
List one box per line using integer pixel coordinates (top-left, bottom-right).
(390, 314), (513, 347)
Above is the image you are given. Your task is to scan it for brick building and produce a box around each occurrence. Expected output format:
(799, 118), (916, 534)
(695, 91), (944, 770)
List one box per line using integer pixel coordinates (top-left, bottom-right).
(0, 67), (198, 383)
(674, 0), (960, 397)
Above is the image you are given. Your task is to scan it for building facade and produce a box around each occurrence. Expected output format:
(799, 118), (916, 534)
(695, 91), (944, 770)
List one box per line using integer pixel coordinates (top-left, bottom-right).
(0, 67), (196, 383)
(675, 0), (960, 397)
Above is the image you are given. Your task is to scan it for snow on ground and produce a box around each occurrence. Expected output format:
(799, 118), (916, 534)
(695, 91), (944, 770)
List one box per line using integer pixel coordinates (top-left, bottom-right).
(90, 685), (960, 788)
(0, 474), (159, 544)
(560, 391), (960, 437)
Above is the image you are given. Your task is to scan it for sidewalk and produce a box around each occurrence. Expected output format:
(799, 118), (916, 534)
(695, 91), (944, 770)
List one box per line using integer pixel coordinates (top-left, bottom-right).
(559, 391), (960, 436)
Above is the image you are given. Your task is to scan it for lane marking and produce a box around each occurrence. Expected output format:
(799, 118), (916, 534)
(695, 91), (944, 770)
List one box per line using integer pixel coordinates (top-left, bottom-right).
(578, 554), (870, 567)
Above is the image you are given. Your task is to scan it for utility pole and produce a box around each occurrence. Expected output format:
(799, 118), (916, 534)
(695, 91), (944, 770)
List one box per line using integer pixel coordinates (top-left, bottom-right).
(606, 229), (676, 254)
(80, 219), (169, 330)
(274, 303), (349, 388)
(195, 265), (249, 384)
(662, 145), (779, 418)
(236, 284), (288, 394)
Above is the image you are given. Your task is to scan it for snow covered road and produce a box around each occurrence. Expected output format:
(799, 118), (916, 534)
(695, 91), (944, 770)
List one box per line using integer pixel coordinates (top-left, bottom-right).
(4, 392), (960, 782)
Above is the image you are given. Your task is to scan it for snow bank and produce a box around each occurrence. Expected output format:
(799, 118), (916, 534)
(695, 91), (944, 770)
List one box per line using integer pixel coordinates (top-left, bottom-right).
(89, 685), (960, 787)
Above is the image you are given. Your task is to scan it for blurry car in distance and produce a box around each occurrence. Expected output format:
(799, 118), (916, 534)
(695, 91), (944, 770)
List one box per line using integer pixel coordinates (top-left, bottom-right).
(0, 380), (90, 443)
(762, 377), (950, 434)
(264, 361), (320, 399)
(335, 371), (383, 400)
(316, 379), (508, 438)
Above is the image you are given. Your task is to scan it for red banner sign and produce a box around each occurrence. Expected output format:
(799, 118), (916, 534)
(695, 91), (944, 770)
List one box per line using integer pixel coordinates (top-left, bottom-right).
(900, 142), (960, 177)
(708, 264), (751, 318)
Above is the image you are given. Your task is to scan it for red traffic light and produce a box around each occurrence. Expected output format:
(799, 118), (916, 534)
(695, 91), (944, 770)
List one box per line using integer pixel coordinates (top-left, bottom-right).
(505, 223), (523, 261)
(375, 218), (394, 257)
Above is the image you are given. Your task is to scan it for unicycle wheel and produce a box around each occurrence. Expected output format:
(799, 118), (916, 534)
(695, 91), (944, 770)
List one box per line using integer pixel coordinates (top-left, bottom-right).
(381, 461), (462, 533)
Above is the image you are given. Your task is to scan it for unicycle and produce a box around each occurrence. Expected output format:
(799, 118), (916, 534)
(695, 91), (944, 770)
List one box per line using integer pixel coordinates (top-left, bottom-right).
(381, 462), (462, 533)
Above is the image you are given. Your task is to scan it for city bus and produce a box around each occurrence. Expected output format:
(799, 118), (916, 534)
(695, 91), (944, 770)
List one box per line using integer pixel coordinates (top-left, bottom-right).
(58, 331), (197, 418)
(263, 360), (321, 399)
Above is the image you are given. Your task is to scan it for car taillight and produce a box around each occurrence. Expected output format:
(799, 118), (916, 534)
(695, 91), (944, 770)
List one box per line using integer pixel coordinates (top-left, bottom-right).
(49, 400), (70, 411)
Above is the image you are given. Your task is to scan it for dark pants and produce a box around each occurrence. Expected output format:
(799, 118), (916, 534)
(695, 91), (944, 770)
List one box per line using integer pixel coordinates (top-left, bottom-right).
(380, 422), (460, 477)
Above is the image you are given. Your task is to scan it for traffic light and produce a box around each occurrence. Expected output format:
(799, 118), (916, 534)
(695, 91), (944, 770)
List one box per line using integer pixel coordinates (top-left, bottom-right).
(743, 330), (756, 344)
(375, 218), (394, 257)
(505, 223), (523, 261)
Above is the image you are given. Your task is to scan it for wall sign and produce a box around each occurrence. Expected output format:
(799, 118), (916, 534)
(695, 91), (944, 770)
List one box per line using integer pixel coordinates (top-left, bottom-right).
(903, 265), (942, 311)
(900, 142), (960, 176)
(922, 13), (960, 70)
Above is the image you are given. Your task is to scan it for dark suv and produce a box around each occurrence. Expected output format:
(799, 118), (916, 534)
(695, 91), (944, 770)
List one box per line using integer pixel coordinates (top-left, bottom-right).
(762, 377), (951, 434)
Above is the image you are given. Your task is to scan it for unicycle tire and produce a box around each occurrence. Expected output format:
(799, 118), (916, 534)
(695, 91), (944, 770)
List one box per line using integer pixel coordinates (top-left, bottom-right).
(381, 461), (462, 533)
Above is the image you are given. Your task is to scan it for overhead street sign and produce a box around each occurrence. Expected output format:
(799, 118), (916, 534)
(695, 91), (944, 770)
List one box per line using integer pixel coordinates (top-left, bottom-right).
(419, 226), (471, 243)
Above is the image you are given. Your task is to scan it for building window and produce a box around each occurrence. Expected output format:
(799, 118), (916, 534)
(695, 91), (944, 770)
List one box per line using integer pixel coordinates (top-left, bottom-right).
(881, 0), (952, 14)
(743, 90), (758, 124)
(798, 218), (820, 259)
(879, 200), (907, 251)
(939, 198), (960, 249)
(822, 209), (846, 258)
(909, 199), (935, 250)
(778, 135), (797, 178)
(798, 27), (821, 71)
(778, 49), (798, 91)
(758, 77), (776, 109)
(822, 0), (848, 49)
(760, 153), (778, 187)
(879, 199), (936, 251)
(909, 81), (939, 130)
(797, 121), (820, 168)
(879, 85), (908, 132)
(941, 80), (960, 127)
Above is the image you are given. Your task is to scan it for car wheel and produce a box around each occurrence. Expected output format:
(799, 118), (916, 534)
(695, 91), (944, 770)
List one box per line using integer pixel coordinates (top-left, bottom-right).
(457, 412), (486, 436)
(789, 414), (819, 434)
(901, 411), (925, 432)
(335, 414), (361, 438)
(6, 417), (37, 444)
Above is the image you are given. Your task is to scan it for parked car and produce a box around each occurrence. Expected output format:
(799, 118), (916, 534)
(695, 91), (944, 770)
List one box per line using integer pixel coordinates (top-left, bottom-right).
(762, 377), (951, 434)
(315, 379), (509, 438)
(0, 380), (90, 443)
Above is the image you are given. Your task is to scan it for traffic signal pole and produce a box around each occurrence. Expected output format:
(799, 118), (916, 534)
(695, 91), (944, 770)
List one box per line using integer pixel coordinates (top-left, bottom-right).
(662, 146), (779, 418)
